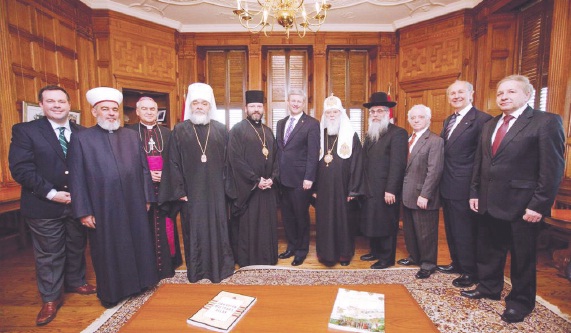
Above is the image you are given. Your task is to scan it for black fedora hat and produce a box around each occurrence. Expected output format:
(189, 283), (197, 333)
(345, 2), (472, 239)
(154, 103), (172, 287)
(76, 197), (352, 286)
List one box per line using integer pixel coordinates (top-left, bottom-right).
(363, 92), (396, 108)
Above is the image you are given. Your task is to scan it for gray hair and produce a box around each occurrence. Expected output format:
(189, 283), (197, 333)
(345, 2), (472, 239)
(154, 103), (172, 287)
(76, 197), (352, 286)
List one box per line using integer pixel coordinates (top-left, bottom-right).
(287, 89), (307, 102)
(407, 104), (432, 120)
(447, 80), (474, 95)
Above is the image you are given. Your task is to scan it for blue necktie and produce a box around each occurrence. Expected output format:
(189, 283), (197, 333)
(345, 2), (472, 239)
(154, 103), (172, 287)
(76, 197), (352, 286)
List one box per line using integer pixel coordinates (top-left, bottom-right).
(444, 112), (458, 140)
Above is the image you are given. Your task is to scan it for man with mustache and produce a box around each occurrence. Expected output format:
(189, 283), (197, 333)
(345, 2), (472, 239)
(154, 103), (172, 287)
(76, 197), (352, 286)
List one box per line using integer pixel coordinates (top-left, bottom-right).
(226, 90), (279, 267)
(360, 92), (408, 269)
(68, 87), (158, 308)
(159, 83), (235, 283)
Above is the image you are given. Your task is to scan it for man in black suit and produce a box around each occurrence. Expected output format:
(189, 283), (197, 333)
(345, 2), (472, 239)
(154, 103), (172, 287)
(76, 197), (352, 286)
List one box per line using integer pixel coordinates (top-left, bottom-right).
(276, 89), (320, 266)
(9, 85), (95, 326)
(463, 75), (565, 323)
(437, 81), (492, 288)
(360, 92), (408, 269)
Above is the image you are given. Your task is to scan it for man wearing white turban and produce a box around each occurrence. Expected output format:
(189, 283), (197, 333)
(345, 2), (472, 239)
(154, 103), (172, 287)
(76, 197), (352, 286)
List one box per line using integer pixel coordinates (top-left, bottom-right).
(159, 82), (235, 283)
(68, 87), (159, 308)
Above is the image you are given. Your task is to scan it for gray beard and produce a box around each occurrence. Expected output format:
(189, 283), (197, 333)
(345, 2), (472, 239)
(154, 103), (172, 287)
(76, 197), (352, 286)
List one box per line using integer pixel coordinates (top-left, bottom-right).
(367, 117), (390, 142)
(189, 113), (210, 125)
(325, 117), (340, 135)
(97, 117), (120, 131)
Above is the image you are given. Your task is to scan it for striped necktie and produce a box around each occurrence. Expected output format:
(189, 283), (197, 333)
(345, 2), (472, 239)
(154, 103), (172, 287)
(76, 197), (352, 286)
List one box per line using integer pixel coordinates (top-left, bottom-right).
(58, 127), (68, 157)
(444, 112), (458, 140)
(284, 117), (295, 145)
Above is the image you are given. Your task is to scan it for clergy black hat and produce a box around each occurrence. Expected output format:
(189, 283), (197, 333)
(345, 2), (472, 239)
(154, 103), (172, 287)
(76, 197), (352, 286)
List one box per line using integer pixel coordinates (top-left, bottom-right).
(363, 92), (396, 108)
(245, 90), (264, 104)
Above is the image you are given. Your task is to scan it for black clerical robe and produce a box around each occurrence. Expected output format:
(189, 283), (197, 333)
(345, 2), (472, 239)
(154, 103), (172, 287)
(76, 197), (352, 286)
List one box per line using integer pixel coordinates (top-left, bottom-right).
(68, 125), (159, 304)
(227, 118), (279, 267)
(159, 120), (235, 283)
(314, 132), (364, 264)
(125, 123), (183, 280)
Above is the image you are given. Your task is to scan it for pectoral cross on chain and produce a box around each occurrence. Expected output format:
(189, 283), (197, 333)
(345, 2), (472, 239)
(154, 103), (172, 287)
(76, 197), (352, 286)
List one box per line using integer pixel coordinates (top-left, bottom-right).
(148, 137), (156, 152)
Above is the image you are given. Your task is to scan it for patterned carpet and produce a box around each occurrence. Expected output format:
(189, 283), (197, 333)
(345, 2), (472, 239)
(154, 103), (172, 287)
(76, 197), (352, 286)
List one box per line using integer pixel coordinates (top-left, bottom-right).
(83, 266), (571, 333)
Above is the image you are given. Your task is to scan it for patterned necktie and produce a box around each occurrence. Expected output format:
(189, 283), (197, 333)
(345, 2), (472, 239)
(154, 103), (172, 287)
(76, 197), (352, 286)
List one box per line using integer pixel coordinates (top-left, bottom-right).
(58, 127), (68, 157)
(408, 132), (417, 156)
(491, 115), (514, 156)
(283, 117), (296, 145)
(444, 112), (458, 140)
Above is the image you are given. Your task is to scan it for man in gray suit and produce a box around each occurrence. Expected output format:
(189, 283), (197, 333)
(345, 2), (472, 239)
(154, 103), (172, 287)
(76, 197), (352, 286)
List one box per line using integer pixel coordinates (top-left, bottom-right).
(400, 104), (444, 279)
(437, 80), (492, 288)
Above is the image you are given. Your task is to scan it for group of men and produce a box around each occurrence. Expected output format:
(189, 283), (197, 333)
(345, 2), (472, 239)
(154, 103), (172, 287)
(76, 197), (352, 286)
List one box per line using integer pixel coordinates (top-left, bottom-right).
(9, 73), (564, 326)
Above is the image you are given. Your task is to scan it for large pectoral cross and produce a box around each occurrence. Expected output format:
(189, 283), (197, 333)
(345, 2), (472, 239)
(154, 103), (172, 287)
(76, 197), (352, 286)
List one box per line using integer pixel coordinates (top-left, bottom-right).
(148, 137), (156, 152)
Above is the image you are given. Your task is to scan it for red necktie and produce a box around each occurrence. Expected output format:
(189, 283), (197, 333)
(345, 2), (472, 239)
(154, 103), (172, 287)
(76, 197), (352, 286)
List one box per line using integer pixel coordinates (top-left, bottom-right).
(491, 115), (514, 156)
(408, 132), (417, 158)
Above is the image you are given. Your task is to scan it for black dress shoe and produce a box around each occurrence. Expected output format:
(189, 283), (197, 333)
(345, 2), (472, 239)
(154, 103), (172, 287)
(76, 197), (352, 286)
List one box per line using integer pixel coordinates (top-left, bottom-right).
(360, 253), (378, 261)
(452, 274), (477, 288)
(397, 258), (417, 266)
(100, 300), (119, 309)
(460, 289), (501, 301)
(415, 269), (433, 279)
(278, 250), (295, 259)
(501, 308), (527, 323)
(436, 264), (459, 274)
(370, 261), (390, 269)
(291, 256), (305, 266)
(340, 261), (350, 266)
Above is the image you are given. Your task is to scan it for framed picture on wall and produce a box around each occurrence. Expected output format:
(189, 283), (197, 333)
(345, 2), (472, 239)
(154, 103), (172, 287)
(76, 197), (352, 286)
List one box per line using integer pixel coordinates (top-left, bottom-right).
(22, 102), (44, 122)
(157, 109), (166, 122)
(69, 111), (81, 125)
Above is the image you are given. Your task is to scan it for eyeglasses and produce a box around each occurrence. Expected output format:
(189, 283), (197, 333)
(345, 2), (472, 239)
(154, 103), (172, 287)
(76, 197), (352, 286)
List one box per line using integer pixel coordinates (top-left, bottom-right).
(369, 108), (389, 115)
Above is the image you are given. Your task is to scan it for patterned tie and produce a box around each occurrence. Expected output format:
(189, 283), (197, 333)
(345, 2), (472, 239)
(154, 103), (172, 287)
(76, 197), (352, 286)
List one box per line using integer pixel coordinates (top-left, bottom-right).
(444, 112), (458, 140)
(408, 132), (417, 157)
(283, 117), (296, 145)
(58, 127), (68, 157)
(491, 115), (514, 156)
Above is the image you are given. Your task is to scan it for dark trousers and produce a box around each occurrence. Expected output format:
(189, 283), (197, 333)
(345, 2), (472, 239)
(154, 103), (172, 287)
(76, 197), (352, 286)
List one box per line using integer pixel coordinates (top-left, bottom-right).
(280, 186), (311, 258)
(26, 206), (88, 302)
(476, 213), (538, 314)
(369, 233), (397, 265)
(441, 198), (478, 275)
(402, 207), (439, 271)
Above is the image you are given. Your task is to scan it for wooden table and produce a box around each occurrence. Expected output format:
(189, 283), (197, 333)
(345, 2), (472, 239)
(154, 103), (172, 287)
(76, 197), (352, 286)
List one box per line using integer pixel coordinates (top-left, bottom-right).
(121, 284), (439, 332)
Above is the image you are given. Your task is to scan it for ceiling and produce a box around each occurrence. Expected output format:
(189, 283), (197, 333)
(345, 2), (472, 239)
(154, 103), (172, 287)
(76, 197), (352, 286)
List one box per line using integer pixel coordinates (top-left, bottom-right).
(81, 0), (483, 33)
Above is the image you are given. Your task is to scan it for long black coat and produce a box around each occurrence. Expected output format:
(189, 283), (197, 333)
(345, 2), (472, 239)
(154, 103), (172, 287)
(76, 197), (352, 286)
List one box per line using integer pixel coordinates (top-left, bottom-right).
(360, 124), (408, 237)
(68, 125), (158, 303)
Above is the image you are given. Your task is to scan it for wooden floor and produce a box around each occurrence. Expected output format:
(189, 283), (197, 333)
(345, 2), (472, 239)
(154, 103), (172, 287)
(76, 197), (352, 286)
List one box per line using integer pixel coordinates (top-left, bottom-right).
(0, 217), (570, 332)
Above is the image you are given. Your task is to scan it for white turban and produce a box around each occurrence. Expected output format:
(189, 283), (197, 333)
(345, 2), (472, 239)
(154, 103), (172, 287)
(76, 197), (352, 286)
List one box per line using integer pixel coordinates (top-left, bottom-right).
(184, 83), (217, 121)
(320, 95), (356, 160)
(86, 87), (123, 107)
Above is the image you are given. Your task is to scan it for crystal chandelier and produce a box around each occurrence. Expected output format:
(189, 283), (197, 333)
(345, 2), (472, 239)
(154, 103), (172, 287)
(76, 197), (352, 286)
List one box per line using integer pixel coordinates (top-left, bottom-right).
(233, 0), (331, 38)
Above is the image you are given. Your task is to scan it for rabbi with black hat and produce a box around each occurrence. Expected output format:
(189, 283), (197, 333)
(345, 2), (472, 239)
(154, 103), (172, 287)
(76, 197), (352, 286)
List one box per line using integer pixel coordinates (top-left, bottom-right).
(226, 90), (279, 266)
(359, 92), (409, 269)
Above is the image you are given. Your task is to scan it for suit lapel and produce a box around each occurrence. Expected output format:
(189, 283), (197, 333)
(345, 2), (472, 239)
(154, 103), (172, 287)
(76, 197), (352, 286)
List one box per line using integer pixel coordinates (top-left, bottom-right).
(494, 107), (533, 157)
(446, 107), (476, 149)
(39, 117), (66, 161)
(285, 113), (306, 146)
(407, 130), (429, 169)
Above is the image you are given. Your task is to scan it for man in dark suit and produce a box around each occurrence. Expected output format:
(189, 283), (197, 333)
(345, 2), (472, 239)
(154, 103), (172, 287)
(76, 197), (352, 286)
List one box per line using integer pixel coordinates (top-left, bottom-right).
(276, 89), (320, 266)
(400, 104), (444, 279)
(9, 85), (95, 326)
(463, 75), (565, 323)
(360, 92), (408, 269)
(437, 81), (492, 288)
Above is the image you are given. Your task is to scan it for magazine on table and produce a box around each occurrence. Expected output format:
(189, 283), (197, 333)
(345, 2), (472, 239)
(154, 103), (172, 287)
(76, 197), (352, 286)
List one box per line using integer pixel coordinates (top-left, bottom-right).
(328, 288), (385, 333)
(187, 291), (256, 332)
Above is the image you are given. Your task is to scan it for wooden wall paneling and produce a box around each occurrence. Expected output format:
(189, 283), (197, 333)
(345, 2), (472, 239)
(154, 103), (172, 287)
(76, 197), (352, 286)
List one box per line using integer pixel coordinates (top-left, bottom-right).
(403, 90), (426, 133)
(328, 50), (347, 101)
(248, 35), (262, 90)
(0, 0), (19, 185)
(427, 88), (451, 135)
(546, 0), (571, 178)
(76, 35), (97, 127)
(483, 14), (517, 116)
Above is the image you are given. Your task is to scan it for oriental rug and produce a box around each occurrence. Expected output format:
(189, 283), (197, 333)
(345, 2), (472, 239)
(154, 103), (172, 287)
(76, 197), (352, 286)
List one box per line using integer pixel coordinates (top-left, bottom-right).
(83, 267), (570, 333)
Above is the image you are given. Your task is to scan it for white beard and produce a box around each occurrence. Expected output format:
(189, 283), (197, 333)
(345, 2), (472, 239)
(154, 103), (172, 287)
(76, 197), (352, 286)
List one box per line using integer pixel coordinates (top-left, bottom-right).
(97, 117), (120, 131)
(189, 112), (210, 125)
(367, 116), (390, 142)
(324, 117), (340, 135)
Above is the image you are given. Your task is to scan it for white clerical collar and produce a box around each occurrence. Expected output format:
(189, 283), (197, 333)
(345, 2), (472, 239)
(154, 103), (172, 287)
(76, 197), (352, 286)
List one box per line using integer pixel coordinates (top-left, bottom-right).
(140, 122), (156, 130)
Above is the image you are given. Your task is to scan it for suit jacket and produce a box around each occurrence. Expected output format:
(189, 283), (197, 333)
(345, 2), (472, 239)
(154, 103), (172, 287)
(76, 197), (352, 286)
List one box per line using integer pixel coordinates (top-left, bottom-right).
(470, 106), (565, 221)
(440, 107), (492, 200)
(276, 113), (320, 188)
(402, 129), (444, 210)
(9, 117), (84, 218)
